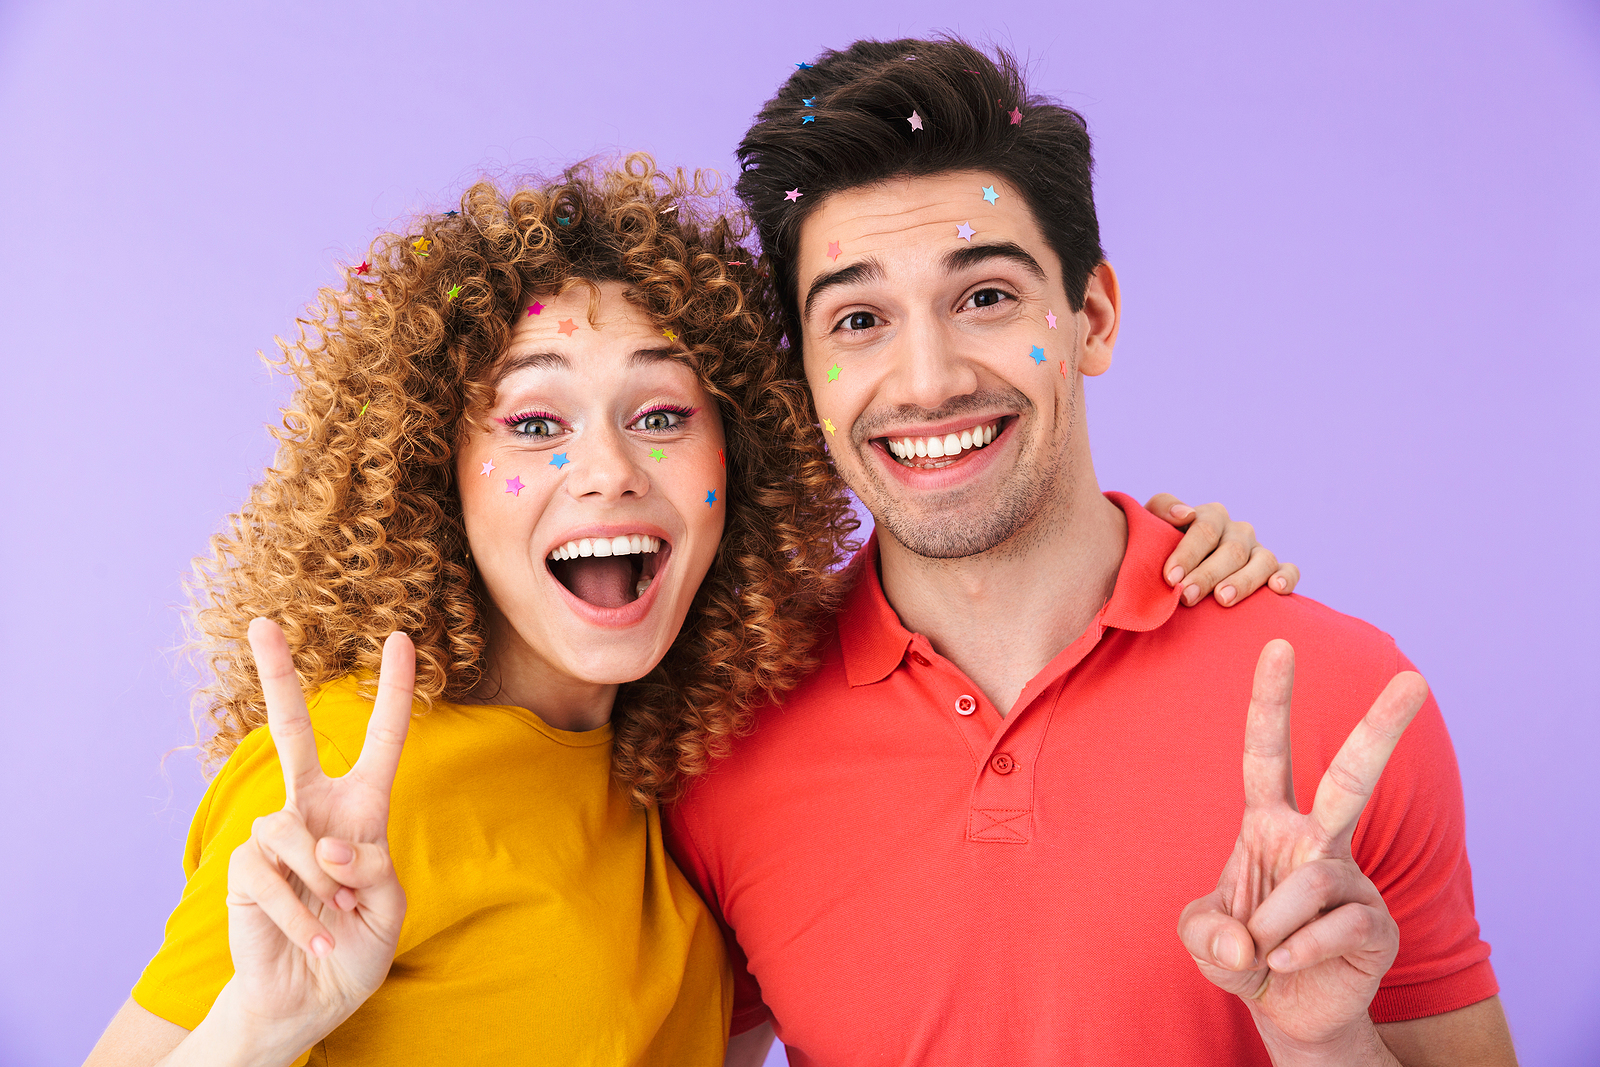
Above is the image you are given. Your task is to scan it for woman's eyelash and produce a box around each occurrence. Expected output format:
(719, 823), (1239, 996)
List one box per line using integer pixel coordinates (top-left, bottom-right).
(638, 404), (698, 420)
(500, 410), (565, 435)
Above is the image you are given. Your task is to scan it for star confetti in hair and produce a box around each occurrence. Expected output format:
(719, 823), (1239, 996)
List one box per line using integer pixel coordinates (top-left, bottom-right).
(796, 62), (814, 69)
(907, 110), (923, 131)
(727, 261), (745, 266)
(802, 115), (815, 124)
(1029, 345), (1047, 365)
(411, 237), (431, 256)
(504, 475), (525, 496)
(1009, 107), (1023, 125)
(827, 240), (843, 261)
(480, 459), (495, 476)
(357, 260), (371, 274)
(802, 97), (816, 107)
(444, 210), (459, 218)
(823, 418), (836, 435)
(956, 222), (976, 241)
(447, 283), (462, 301)
(706, 489), (717, 507)
(982, 185), (999, 205)
(648, 448), (666, 462)
(359, 400), (370, 417)
(784, 188), (803, 202)
(827, 364), (841, 382)
(557, 319), (579, 336)
(1046, 310), (1058, 329)
(556, 216), (571, 226)
(550, 453), (570, 470)
(663, 328), (678, 341)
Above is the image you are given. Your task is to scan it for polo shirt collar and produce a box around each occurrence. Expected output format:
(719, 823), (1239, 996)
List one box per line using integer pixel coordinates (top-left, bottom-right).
(837, 491), (1183, 688)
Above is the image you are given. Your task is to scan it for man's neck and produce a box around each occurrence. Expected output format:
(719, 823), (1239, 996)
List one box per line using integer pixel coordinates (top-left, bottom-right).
(876, 478), (1127, 717)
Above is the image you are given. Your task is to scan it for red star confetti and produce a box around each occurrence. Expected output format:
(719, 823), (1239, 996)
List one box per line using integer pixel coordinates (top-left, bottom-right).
(718, 448), (725, 466)
(557, 319), (578, 337)
(357, 260), (370, 274)
(527, 301), (545, 316)
(504, 475), (525, 496)
(784, 188), (803, 202)
(907, 111), (923, 131)
(827, 240), (843, 261)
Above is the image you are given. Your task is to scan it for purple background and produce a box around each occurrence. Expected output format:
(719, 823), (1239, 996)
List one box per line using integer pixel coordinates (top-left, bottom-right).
(2, 1), (1596, 1063)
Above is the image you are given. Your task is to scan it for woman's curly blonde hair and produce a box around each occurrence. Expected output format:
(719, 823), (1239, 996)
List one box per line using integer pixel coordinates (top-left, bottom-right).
(188, 154), (858, 805)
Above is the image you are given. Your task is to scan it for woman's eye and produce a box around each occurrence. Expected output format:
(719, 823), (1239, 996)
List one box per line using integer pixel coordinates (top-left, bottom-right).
(838, 311), (879, 332)
(509, 416), (561, 437)
(634, 410), (685, 432)
(967, 288), (1010, 309)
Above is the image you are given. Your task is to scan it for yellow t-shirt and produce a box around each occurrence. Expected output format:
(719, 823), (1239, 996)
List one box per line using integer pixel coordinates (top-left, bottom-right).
(133, 677), (732, 1066)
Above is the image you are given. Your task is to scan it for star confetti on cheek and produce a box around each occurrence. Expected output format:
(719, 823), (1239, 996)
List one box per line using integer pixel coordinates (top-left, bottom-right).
(1009, 106), (1023, 125)
(663, 328), (678, 342)
(550, 452), (570, 470)
(1060, 359), (1068, 379)
(1046, 310), (1058, 329)
(527, 301), (545, 316)
(982, 185), (999, 205)
(648, 447), (666, 462)
(718, 448), (725, 466)
(827, 240), (843, 261)
(480, 459), (495, 476)
(827, 364), (841, 382)
(557, 319), (579, 337)
(907, 110), (923, 131)
(504, 475), (525, 496)
(706, 489), (717, 507)
(446, 283), (462, 301)
(1029, 345), (1047, 365)
(784, 188), (803, 202)
(823, 418), (836, 435)
(956, 222), (976, 242)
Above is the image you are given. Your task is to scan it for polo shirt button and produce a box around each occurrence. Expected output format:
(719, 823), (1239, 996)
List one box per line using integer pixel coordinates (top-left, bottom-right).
(955, 694), (976, 715)
(910, 651), (931, 667)
(990, 753), (1016, 774)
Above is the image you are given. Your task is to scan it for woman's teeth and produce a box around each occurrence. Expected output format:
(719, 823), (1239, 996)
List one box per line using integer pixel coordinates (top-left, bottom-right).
(885, 421), (999, 467)
(547, 534), (662, 561)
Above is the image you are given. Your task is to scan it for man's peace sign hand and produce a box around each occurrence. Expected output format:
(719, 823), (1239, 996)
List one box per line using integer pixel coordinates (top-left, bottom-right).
(221, 618), (413, 1040)
(1178, 639), (1429, 1064)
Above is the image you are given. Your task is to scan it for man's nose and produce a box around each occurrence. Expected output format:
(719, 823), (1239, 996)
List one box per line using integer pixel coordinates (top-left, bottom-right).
(881, 316), (981, 411)
(564, 425), (650, 501)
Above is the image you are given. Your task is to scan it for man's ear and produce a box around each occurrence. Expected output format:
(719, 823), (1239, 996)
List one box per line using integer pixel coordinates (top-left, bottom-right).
(1078, 261), (1120, 377)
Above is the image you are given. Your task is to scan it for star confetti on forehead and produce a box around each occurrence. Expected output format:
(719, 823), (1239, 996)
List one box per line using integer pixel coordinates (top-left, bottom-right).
(1046, 310), (1058, 329)
(907, 110), (923, 131)
(802, 97), (816, 107)
(504, 475), (525, 496)
(822, 418), (836, 435)
(663, 328), (678, 342)
(1029, 345), (1047, 365)
(956, 222), (976, 242)
(1009, 107), (1023, 125)
(549, 453), (570, 470)
(827, 364), (841, 382)
(648, 447), (666, 462)
(826, 240), (843, 261)
(527, 301), (545, 316)
(784, 188), (803, 202)
(557, 319), (579, 337)
(982, 185), (999, 205)
(446, 283), (462, 300)
(480, 459), (495, 476)
(706, 489), (717, 507)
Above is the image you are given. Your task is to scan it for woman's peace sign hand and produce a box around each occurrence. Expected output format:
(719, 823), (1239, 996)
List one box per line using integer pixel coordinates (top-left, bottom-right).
(221, 618), (413, 1039)
(1178, 639), (1429, 1064)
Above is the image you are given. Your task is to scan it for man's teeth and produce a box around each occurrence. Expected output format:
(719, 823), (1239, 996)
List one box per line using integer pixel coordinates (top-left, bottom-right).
(885, 421), (999, 464)
(547, 534), (662, 561)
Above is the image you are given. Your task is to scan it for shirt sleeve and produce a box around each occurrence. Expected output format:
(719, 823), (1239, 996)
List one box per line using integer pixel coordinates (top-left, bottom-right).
(662, 798), (773, 1036)
(130, 724), (354, 1057)
(1359, 648), (1498, 1022)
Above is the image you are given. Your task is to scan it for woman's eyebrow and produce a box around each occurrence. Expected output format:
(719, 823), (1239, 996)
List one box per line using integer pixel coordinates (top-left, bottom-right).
(494, 350), (567, 384)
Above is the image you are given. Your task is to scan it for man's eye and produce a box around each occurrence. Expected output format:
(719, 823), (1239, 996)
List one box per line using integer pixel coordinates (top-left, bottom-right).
(969, 288), (1009, 309)
(838, 311), (879, 332)
(509, 417), (561, 437)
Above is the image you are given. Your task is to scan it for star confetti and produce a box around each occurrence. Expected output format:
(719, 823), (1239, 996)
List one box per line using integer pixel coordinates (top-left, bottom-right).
(527, 301), (545, 316)
(802, 97), (816, 107)
(784, 188), (803, 202)
(447, 283), (462, 300)
(802, 115), (815, 124)
(649, 448), (666, 462)
(1060, 359), (1068, 378)
(823, 418), (836, 435)
(907, 111), (923, 131)
(1029, 345), (1046, 365)
(359, 400), (370, 417)
(706, 489), (717, 507)
(557, 319), (578, 336)
(357, 260), (371, 274)
(1046, 310), (1058, 329)
(982, 185), (999, 205)
(504, 475), (525, 496)
(827, 240), (842, 261)
(556, 216), (571, 226)
(444, 210), (459, 218)
(1009, 107), (1023, 125)
(956, 222), (976, 242)
(728, 261), (745, 266)
(663, 328), (678, 341)
(412, 237), (431, 255)
(480, 459), (495, 476)
(718, 448), (725, 466)
(827, 364), (841, 382)
(550, 453), (570, 470)
(796, 62), (814, 69)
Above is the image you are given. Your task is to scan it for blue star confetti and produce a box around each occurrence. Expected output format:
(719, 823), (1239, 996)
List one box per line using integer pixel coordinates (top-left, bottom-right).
(550, 452), (570, 469)
(796, 62), (814, 70)
(982, 185), (999, 205)
(1029, 345), (1047, 365)
(706, 489), (717, 507)
(802, 115), (815, 124)
(802, 97), (816, 106)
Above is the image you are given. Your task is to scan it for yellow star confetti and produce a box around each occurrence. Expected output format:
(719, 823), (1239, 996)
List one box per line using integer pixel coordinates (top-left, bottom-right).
(412, 236), (432, 255)
(823, 418), (836, 435)
(663, 328), (678, 342)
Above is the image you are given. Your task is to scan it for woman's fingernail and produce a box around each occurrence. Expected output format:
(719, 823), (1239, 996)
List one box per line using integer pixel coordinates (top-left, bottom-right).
(1218, 585), (1235, 605)
(1184, 584), (1201, 605)
(310, 935), (333, 958)
(1272, 576), (1286, 591)
(335, 886), (358, 911)
(1167, 566), (1184, 585)
(321, 839), (354, 864)
(1267, 947), (1291, 970)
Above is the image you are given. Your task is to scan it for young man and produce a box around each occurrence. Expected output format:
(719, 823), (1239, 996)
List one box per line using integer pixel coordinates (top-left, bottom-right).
(665, 38), (1517, 1067)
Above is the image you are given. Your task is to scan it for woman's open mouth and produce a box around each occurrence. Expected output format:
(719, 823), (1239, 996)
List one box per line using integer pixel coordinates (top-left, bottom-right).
(546, 534), (666, 609)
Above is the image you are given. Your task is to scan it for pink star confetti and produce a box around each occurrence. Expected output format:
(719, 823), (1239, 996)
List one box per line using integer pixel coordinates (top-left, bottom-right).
(1046, 310), (1058, 329)
(784, 188), (803, 202)
(480, 459), (496, 476)
(956, 222), (976, 242)
(827, 240), (843, 261)
(504, 475), (525, 496)
(907, 110), (923, 131)
(527, 301), (545, 316)
(1009, 107), (1023, 125)
(557, 319), (578, 337)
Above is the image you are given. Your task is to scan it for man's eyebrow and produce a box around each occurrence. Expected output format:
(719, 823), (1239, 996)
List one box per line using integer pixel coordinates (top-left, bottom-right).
(803, 259), (885, 324)
(940, 241), (1047, 282)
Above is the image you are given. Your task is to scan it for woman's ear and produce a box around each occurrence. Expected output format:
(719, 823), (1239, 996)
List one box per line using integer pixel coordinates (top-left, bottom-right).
(1077, 261), (1119, 377)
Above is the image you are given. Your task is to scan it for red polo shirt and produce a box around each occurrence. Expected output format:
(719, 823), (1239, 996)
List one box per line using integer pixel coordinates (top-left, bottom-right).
(665, 492), (1496, 1066)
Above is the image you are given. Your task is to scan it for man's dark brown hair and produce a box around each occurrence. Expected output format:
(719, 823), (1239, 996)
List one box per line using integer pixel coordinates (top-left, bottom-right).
(735, 36), (1105, 350)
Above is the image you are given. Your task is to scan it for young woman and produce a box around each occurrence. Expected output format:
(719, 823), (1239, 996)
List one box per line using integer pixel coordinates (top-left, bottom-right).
(85, 156), (1295, 1067)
